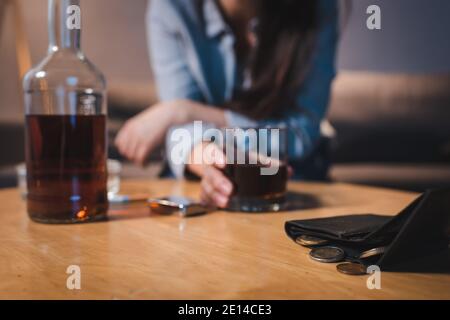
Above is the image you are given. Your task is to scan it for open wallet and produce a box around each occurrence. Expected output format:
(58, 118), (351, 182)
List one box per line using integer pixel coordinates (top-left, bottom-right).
(285, 189), (450, 272)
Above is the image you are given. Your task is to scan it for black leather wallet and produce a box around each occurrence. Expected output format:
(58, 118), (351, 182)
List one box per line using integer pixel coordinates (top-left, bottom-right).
(285, 189), (450, 271)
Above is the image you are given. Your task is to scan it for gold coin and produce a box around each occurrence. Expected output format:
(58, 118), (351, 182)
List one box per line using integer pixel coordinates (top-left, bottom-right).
(337, 262), (367, 275)
(359, 247), (386, 259)
(295, 235), (328, 247)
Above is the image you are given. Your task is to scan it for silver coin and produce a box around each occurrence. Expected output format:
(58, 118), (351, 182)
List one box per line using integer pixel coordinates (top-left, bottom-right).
(309, 246), (345, 263)
(337, 262), (367, 276)
(295, 235), (328, 247)
(359, 247), (386, 259)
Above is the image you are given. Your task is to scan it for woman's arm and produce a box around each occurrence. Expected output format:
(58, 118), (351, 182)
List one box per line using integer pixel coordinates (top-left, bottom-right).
(147, 0), (203, 102)
(114, 99), (226, 166)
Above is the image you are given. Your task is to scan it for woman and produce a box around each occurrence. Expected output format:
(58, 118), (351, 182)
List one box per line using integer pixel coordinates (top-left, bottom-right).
(115, 0), (339, 208)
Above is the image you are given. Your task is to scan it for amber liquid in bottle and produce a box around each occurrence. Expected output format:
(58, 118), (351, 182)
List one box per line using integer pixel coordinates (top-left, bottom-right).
(25, 114), (107, 223)
(23, 1), (108, 223)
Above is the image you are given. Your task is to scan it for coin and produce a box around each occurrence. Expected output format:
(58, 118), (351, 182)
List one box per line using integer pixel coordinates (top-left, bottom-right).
(336, 262), (367, 275)
(295, 235), (328, 247)
(359, 247), (386, 259)
(309, 246), (345, 263)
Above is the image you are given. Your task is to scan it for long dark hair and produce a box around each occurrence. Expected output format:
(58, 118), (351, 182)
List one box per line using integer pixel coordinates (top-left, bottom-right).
(228, 0), (320, 120)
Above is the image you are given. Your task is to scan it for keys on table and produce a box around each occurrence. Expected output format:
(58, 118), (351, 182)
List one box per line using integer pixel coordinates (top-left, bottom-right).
(148, 196), (214, 217)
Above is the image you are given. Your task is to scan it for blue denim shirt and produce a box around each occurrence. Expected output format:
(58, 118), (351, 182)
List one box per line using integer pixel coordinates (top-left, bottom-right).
(146, 0), (338, 178)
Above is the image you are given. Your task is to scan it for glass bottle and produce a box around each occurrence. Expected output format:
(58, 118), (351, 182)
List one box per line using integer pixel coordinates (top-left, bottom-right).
(23, 0), (108, 223)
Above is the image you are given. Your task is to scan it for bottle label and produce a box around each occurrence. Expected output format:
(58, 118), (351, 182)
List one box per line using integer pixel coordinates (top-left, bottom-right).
(77, 92), (103, 115)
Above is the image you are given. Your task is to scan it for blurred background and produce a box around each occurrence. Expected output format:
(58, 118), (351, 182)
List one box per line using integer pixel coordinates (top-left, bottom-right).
(1, 0), (450, 191)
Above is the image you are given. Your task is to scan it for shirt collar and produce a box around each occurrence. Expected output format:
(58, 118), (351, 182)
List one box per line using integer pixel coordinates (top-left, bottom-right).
(203, 0), (229, 38)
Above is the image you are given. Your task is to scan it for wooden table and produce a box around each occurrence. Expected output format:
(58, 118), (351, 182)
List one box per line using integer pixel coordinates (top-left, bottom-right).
(0, 180), (449, 299)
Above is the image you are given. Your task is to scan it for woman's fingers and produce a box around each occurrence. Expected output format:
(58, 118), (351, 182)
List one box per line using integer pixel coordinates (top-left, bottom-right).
(134, 132), (159, 166)
(200, 187), (216, 207)
(114, 124), (127, 154)
(115, 123), (157, 166)
(135, 143), (150, 166)
(202, 143), (226, 169)
(201, 181), (228, 208)
(187, 142), (227, 177)
(190, 142), (233, 208)
(200, 166), (233, 208)
(115, 121), (136, 158)
(115, 104), (172, 166)
(204, 167), (232, 196)
(126, 132), (141, 161)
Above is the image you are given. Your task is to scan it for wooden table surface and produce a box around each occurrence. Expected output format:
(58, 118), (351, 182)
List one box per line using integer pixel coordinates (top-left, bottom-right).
(0, 180), (449, 299)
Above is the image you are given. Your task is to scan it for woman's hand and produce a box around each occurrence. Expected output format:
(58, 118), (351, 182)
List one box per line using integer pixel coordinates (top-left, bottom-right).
(187, 142), (294, 208)
(115, 99), (227, 166)
(187, 142), (233, 208)
(115, 100), (186, 165)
